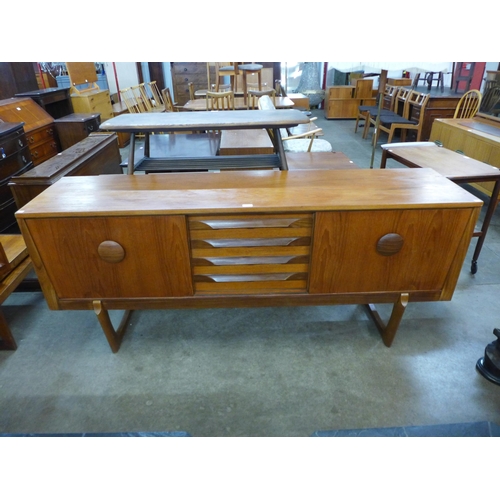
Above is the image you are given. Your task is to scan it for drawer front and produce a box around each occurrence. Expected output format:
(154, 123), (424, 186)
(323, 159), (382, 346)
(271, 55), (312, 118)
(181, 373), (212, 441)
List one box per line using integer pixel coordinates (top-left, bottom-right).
(172, 63), (208, 76)
(29, 139), (59, 165)
(0, 162), (33, 205)
(84, 117), (101, 134)
(25, 215), (193, 299)
(189, 213), (312, 295)
(0, 199), (19, 233)
(26, 125), (56, 148)
(0, 147), (32, 180)
(0, 128), (27, 157)
(309, 208), (475, 294)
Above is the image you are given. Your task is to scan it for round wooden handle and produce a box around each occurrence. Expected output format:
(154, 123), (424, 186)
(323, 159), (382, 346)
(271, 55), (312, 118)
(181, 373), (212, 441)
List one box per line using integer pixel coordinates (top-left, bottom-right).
(376, 233), (404, 256)
(98, 241), (125, 263)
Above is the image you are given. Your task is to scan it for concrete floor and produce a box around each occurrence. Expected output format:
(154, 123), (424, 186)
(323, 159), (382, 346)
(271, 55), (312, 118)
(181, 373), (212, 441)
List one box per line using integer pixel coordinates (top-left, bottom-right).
(1, 106), (500, 437)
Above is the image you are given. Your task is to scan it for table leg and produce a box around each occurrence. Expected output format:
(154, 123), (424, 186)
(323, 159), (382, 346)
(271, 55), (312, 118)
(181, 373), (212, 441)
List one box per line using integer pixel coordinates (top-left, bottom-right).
(470, 179), (500, 274)
(272, 127), (288, 170)
(380, 149), (389, 169)
(127, 133), (136, 175)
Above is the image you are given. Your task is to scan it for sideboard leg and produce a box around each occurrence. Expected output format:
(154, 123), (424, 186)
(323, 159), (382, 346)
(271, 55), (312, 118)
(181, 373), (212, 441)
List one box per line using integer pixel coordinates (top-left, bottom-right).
(93, 301), (132, 353)
(366, 293), (409, 347)
(0, 310), (17, 350)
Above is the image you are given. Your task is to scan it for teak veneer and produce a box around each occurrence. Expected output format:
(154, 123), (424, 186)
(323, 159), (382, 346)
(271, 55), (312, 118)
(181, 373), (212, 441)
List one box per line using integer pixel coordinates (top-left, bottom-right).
(16, 169), (482, 353)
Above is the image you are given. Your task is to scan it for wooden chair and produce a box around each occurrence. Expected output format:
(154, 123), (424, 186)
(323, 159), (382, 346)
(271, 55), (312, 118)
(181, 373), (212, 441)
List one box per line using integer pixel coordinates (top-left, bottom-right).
(0, 235), (33, 350)
(257, 95), (331, 153)
(188, 82), (196, 101)
(161, 88), (178, 112)
(130, 84), (153, 112)
(206, 90), (235, 110)
(375, 90), (430, 144)
(120, 87), (142, 113)
(364, 87), (410, 141)
(214, 63), (240, 92)
(247, 88), (276, 109)
(146, 81), (166, 112)
(355, 84), (397, 136)
(453, 89), (482, 119)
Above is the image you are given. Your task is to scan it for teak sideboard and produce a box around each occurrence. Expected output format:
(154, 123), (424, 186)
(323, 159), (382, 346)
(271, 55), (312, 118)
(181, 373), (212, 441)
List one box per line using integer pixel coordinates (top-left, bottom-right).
(15, 169), (481, 353)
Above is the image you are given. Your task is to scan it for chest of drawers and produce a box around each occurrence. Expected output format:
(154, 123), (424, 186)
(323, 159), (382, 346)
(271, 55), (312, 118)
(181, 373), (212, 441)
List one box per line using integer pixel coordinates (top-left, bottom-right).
(0, 97), (59, 166)
(0, 122), (34, 232)
(70, 89), (113, 121)
(171, 63), (215, 106)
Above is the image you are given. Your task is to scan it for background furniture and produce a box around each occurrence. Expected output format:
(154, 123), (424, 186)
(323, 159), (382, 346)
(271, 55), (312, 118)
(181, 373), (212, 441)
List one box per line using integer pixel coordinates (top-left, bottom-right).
(16, 168), (481, 352)
(0, 122), (35, 233)
(324, 80), (375, 119)
(453, 89), (482, 119)
(429, 115), (500, 200)
(171, 63), (216, 106)
(0, 234), (33, 350)
(66, 62), (114, 121)
(99, 109), (310, 173)
(54, 113), (101, 150)
(0, 63), (38, 100)
(15, 87), (74, 119)
(0, 97), (59, 166)
(9, 132), (122, 209)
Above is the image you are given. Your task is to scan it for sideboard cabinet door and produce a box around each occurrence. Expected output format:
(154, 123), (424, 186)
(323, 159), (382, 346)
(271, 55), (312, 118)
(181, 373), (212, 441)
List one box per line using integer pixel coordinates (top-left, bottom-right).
(25, 215), (193, 299)
(309, 208), (474, 294)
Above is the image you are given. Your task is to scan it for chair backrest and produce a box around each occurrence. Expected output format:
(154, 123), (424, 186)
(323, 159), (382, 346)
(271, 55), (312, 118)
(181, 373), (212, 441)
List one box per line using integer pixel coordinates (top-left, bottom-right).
(394, 88), (413, 118)
(188, 82), (196, 101)
(130, 84), (152, 112)
(454, 89), (482, 119)
(120, 87), (142, 113)
(146, 81), (165, 112)
(382, 84), (399, 111)
(247, 89), (276, 109)
(407, 90), (430, 118)
(206, 90), (235, 110)
(275, 79), (288, 97)
(161, 87), (177, 112)
(257, 95), (276, 110)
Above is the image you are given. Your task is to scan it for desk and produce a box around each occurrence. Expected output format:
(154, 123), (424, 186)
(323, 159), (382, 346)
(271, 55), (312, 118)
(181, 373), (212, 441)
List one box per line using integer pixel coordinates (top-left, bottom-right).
(182, 96), (295, 111)
(380, 142), (500, 274)
(100, 110), (310, 174)
(17, 169), (480, 352)
(14, 87), (73, 119)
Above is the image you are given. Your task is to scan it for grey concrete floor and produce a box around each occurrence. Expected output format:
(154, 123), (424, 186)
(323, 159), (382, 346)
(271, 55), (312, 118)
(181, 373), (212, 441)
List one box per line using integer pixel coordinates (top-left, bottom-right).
(1, 108), (500, 437)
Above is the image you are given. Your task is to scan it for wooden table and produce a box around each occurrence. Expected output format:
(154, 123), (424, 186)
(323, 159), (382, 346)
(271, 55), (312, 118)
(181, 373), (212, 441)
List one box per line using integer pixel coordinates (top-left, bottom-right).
(17, 169), (481, 352)
(380, 142), (500, 274)
(99, 110), (310, 174)
(182, 96), (295, 111)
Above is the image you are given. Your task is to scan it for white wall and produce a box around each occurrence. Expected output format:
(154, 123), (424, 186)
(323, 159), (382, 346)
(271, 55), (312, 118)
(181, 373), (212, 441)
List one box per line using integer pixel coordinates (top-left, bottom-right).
(103, 62), (140, 95)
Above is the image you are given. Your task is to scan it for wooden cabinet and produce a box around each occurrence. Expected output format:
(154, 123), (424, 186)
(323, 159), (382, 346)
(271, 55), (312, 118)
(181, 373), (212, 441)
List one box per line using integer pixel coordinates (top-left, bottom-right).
(17, 169), (481, 352)
(171, 63), (215, 106)
(54, 113), (101, 150)
(429, 116), (500, 197)
(70, 90), (113, 120)
(0, 97), (59, 166)
(0, 122), (34, 232)
(15, 88), (73, 119)
(417, 94), (461, 141)
(9, 132), (122, 209)
(325, 80), (375, 119)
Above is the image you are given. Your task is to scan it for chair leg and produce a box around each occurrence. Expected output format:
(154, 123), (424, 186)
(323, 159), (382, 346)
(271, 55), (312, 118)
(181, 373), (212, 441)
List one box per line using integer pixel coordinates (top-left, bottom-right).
(258, 71), (262, 91)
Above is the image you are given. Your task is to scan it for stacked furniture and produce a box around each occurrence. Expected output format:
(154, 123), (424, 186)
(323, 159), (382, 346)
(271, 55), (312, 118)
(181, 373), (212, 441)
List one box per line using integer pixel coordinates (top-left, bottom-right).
(66, 62), (113, 121)
(0, 97), (59, 166)
(0, 122), (35, 233)
(324, 79), (375, 119)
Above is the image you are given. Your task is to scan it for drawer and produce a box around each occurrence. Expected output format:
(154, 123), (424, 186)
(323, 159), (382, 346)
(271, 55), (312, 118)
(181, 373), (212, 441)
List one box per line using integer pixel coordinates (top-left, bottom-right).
(26, 125), (56, 148)
(0, 162), (33, 205)
(172, 63), (208, 76)
(29, 140), (59, 165)
(0, 147), (32, 180)
(0, 128), (27, 157)
(189, 213), (313, 295)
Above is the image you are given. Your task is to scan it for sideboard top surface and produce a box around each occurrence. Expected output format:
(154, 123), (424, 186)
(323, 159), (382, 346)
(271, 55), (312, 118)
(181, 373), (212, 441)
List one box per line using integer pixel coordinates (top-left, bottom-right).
(16, 169), (482, 219)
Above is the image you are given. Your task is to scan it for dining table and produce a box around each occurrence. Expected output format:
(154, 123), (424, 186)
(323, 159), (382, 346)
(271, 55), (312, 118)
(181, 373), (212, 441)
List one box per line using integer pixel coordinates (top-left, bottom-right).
(99, 109), (310, 174)
(182, 96), (295, 111)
